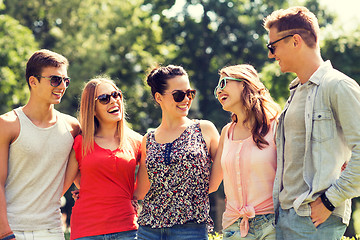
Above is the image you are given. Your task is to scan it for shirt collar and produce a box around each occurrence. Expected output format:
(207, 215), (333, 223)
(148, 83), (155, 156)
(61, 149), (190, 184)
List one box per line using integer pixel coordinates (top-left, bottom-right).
(289, 60), (333, 90)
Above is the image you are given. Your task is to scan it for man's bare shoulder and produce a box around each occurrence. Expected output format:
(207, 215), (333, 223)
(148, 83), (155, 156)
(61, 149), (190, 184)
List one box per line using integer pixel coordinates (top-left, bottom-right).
(59, 113), (81, 138)
(0, 110), (20, 143)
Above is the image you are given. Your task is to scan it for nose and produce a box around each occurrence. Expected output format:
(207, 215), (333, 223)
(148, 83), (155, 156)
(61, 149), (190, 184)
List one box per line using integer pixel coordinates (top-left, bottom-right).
(215, 87), (222, 98)
(268, 50), (275, 59)
(58, 78), (67, 89)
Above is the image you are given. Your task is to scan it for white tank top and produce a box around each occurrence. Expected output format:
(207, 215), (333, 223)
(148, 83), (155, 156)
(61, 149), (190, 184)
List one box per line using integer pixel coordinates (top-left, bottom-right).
(5, 107), (74, 231)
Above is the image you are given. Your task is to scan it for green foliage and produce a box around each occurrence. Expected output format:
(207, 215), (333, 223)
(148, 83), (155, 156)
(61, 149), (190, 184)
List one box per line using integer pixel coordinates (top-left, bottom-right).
(2, 0), (360, 236)
(0, 14), (38, 113)
(322, 29), (360, 85)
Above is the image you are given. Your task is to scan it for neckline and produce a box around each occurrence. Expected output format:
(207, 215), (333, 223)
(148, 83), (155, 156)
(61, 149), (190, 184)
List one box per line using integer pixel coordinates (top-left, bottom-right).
(94, 141), (120, 152)
(18, 107), (58, 130)
(228, 122), (252, 142)
(152, 121), (197, 145)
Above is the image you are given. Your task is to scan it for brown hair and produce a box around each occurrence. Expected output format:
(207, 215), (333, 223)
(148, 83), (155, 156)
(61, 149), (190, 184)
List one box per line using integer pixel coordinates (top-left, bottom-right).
(263, 6), (320, 48)
(146, 64), (188, 100)
(26, 49), (69, 89)
(79, 76), (138, 157)
(219, 64), (281, 149)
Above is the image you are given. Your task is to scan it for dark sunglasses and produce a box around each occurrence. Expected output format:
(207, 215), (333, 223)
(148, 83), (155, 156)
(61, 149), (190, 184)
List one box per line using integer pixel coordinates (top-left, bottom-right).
(95, 90), (122, 105)
(166, 89), (196, 102)
(36, 75), (71, 88)
(214, 77), (244, 98)
(266, 34), (294, 54)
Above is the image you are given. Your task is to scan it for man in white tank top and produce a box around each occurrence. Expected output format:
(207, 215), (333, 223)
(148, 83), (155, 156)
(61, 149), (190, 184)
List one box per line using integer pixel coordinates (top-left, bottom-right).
(0, 50), (80, 240)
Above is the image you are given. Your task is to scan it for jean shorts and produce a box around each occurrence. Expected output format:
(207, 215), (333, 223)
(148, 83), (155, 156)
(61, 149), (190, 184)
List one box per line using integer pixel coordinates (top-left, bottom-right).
(137, 221), (208, 240)
(75, 230), (137, 240)
(222, 214), (276, 240)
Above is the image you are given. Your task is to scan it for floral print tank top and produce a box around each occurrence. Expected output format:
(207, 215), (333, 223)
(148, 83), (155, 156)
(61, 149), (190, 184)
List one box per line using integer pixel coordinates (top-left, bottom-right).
(138, 121), (213, 230)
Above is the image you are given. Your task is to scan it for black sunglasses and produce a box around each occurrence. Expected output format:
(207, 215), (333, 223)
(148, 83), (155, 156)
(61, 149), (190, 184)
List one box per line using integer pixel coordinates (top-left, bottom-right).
(166, 89), (196, 102)
(266, 34), (294, 54)
(95, 90), (122, 105)
(36, 75), (71, 88)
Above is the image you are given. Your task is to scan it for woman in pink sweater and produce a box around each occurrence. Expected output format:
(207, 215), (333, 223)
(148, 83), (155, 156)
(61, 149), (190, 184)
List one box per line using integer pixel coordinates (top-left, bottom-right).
(210, 64), (281, 239)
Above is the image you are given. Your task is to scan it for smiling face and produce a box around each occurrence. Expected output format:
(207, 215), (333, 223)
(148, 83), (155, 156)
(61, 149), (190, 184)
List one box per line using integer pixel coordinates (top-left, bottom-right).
(29, 65), (68, 105)
(215, 75), (244, 113)
(157, 75), (193, 117)
(94, 82), (123, 124)
(267, 27), (296, 73)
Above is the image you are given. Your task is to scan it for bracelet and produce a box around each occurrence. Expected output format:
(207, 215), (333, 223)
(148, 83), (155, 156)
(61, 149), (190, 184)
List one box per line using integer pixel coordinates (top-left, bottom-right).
(320, 192), (335, 211)
(1, 234), (15, 240)
(0, 231), (13, 239)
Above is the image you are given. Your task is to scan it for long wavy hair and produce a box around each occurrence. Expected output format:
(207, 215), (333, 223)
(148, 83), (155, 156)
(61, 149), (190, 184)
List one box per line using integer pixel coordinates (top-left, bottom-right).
(79, 76), (131, 157)
(219, 64), (281, 149)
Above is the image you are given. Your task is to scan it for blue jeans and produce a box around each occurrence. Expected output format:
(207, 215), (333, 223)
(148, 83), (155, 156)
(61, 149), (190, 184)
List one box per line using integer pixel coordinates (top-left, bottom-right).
(276, 207), (346, 240)
(75, 230), (137, 240)
(222, 214), (276, 240)
(137, 221), (208, 240)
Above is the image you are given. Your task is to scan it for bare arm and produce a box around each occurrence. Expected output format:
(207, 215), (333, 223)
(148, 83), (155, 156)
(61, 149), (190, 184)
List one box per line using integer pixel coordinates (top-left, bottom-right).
(198, 120), (221, 193)
(0, 112), (19, 234)
(133, 135), (150, 200)
(209, 125), (227, 193)
(62, 149), (79, 195)
(203, 120), (220, 162)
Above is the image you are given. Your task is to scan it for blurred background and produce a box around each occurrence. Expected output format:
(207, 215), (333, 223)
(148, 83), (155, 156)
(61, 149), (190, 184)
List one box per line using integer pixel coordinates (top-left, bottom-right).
(1, 0), (360, 237)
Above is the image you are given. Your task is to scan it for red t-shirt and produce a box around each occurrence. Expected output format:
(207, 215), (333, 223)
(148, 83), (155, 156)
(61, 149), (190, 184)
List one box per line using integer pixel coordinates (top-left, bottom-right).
(70, 134), (141, 240)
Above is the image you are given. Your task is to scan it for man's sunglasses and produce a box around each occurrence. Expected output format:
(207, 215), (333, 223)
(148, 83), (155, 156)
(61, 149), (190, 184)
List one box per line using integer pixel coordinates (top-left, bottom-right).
(214, 77), (244, 98)
(266, 34), (294, 54)
(166, 89), (196, 102)
(36, 75), (71, 88)
(95, 90), (122, 105)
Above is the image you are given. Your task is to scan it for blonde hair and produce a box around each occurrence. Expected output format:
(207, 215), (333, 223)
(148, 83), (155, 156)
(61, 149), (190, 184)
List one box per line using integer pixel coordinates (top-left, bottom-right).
(79, 76), (129, 157)
(219, 64), (281, 149)
(263, 6), (320, 48)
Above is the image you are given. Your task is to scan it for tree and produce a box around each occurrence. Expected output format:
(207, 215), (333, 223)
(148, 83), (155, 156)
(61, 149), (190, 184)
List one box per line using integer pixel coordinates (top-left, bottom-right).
(2, 0), (167, 133)
(0, 10), (38, 113)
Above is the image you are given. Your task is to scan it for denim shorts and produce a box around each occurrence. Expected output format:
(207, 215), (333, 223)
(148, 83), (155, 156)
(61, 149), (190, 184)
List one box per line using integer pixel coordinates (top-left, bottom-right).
(222, 214), (276, 240)
(13, 228), (65, 240)
(137, 221), (208, 240)
(75, 230), (137, 240)
(276, 207), (346, 240)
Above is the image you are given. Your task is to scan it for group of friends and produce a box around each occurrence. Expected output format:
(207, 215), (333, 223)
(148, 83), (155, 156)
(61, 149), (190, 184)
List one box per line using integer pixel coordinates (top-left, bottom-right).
(1, 6), (360, 240)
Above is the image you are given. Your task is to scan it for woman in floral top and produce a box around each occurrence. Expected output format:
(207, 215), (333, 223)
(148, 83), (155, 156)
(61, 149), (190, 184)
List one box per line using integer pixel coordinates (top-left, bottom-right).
(134, 65), (219, 240)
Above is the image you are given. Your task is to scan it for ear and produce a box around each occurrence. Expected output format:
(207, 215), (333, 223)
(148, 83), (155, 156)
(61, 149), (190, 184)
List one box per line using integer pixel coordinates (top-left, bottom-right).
(29, 76), (39, 89)
(292, 34), (302, 48)
(154, 92), (162, 105)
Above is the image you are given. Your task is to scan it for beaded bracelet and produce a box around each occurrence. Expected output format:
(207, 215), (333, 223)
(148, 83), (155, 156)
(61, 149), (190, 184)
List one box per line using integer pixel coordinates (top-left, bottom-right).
(320, 192), (335, 212)
(1, 234), (15, 240)
(0, 231), (13, 239)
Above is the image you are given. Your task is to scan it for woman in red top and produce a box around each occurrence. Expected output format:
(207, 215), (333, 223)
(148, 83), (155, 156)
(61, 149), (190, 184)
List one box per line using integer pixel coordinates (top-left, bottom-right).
(63, 76), (142, 240)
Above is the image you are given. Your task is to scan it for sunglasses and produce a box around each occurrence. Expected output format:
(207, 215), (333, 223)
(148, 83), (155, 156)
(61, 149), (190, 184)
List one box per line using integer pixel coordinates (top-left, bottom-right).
(95, 90), (122, 105)
(165, 89), (196, 102)
(36, 75), (71, 88)
(214, 77), (244, 98)
(266, 34), (294, 54)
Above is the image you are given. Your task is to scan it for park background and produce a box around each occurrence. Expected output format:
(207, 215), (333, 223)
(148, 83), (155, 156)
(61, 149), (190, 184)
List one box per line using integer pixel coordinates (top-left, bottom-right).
(1, 0), (360, 237)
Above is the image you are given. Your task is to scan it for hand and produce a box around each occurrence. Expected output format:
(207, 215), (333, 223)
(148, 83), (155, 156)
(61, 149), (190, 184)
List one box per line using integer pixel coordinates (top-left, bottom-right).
(131, 199), (139, 213)
(71, 189), (80, 201)
(310, 196), (332, 227)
